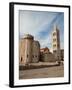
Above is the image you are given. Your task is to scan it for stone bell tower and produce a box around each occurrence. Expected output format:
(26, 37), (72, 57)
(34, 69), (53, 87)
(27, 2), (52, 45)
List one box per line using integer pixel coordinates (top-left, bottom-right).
(52, 25), (61, 60)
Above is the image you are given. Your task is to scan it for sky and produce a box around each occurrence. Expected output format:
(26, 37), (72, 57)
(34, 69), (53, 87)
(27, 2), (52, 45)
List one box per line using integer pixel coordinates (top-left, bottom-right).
(19, 10), (64, 49)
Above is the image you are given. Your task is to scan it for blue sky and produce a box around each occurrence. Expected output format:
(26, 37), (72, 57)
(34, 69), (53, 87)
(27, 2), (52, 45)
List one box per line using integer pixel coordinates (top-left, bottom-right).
(19, 10), (64, 49)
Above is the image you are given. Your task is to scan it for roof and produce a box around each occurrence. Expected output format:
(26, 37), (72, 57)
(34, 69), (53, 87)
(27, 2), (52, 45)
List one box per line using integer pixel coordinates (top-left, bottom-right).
(24, 34), (34, 39)
(40, 47), (49, 52)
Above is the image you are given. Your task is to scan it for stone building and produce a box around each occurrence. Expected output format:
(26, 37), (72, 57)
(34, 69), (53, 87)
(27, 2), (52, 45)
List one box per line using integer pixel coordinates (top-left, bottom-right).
(40, 47), (56, 62)
(52, 25), (61, 60)
(19, 34), (40, 65)
(60, 49), (64, 60)
(32, 41), (40, 63)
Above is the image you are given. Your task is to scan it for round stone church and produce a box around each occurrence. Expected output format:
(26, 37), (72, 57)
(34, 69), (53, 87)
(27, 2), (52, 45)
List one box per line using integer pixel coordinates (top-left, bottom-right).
(19, 34), (40, 65)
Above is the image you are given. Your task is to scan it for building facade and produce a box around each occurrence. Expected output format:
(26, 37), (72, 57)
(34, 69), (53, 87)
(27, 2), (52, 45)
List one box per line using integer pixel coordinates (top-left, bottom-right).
(40, 47), (56, 62)
(19, 34), (40, 65)
(32, 41), (40, 63)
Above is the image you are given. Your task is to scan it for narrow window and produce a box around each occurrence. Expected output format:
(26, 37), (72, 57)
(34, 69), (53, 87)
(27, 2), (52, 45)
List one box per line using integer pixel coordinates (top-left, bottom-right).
(27, 54), (28, 58)
(33, 55), (34, 58)
(36, 55), (37, 58)
(21, 57), (22, 62)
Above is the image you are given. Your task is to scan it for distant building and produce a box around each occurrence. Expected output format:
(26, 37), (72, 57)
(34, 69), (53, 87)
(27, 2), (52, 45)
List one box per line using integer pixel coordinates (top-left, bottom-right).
(60, 49), (64, 60)
(40, 47), (56, 62)
(19, 34), (40, 65)
(40, 47), (49, 53)
(52, 25), (61, 60)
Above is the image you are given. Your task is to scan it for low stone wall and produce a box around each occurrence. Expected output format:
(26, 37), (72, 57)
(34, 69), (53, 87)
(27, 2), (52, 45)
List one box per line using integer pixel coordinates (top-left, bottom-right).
(19, 62), (60, 70)
(40, 53), (56, 62)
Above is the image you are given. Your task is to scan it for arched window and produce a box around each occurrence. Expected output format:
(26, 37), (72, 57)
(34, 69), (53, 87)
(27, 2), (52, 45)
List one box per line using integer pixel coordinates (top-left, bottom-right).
(53, 39), (56, 42)
(53, 44), (56, 47)
(53, 32), (56, 36)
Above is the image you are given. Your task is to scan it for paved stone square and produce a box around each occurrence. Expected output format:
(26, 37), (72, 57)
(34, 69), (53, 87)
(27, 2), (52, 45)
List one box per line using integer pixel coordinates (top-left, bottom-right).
(19, 65), (64, 79)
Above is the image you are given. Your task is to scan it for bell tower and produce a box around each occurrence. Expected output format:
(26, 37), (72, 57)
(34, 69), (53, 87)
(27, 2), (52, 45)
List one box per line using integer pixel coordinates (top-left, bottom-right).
(52, 25), (61, 60)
